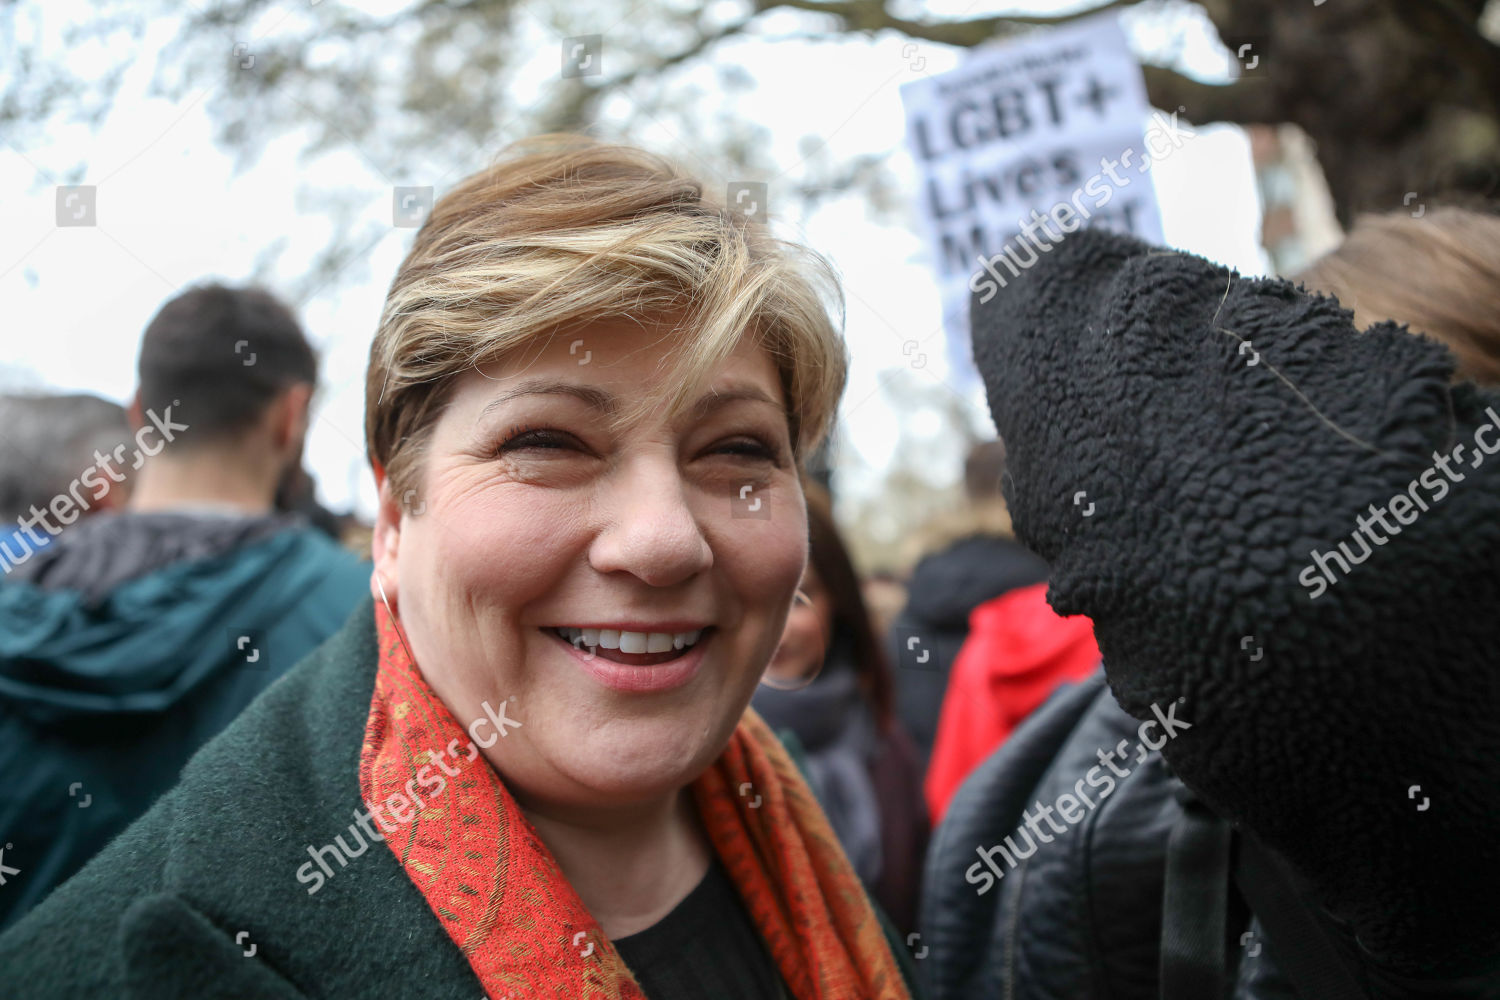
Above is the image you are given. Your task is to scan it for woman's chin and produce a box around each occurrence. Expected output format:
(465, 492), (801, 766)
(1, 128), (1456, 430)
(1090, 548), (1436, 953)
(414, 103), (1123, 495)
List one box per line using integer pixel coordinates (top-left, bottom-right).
(549, 730), (723, 804)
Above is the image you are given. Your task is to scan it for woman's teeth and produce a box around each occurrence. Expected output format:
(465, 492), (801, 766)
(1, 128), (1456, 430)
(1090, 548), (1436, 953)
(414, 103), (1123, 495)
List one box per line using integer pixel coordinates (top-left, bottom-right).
(553, 626), (703, 654)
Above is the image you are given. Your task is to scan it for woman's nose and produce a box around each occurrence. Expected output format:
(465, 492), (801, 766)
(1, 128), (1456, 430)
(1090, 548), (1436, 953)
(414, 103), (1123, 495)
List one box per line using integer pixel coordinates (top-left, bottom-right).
(587, 460), (713, 587)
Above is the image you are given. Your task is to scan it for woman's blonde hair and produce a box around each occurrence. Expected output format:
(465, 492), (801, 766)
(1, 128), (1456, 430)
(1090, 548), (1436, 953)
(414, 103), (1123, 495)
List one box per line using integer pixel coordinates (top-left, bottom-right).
(1295, 205), (1500, 387)
(365, 134), (847, 499)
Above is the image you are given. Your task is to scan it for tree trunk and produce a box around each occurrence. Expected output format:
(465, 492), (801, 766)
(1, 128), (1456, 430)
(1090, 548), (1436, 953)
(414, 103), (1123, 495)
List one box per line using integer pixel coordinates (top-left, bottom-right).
(1146, 0), (1500, 224)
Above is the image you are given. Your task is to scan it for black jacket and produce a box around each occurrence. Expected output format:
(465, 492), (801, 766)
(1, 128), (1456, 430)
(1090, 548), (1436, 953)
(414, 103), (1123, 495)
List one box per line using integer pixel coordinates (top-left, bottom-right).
(922, 674), (1500, 999)
(923, 674), (1305, 998)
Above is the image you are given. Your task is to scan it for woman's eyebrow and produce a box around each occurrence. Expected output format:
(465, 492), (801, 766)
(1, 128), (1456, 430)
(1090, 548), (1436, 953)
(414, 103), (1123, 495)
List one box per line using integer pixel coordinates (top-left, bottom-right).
(479, 379), (617, 419)
(690, 384), (782, 417)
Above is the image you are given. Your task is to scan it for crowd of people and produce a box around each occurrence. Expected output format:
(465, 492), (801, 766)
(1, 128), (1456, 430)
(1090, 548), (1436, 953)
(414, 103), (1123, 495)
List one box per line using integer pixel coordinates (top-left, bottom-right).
(0, 134), (1496, 999)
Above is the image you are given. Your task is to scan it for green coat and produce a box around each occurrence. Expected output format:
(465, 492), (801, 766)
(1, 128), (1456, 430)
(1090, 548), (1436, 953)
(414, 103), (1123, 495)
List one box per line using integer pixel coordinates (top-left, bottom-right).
(0, 596), (926, 998)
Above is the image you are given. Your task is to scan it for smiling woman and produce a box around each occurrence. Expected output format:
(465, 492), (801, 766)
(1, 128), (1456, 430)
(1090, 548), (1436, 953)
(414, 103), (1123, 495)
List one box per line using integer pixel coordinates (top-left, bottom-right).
(0, 135), (922, 1000)
(357, 138), (923, 998)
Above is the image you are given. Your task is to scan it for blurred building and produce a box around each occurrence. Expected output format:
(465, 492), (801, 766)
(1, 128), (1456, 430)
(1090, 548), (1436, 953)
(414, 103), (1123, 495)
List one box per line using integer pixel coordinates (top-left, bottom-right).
(1248, 123), (1344, 276)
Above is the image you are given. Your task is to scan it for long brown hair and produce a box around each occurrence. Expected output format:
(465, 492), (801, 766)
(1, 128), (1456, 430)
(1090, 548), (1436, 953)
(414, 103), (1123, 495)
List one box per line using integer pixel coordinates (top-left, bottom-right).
(803, 481), (895, 730)
(1295, 205), (1500, 387)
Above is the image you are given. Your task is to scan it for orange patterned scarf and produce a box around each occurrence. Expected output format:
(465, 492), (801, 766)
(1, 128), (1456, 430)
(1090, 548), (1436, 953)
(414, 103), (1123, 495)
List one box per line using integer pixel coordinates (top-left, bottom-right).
(360, 599), (912, 999)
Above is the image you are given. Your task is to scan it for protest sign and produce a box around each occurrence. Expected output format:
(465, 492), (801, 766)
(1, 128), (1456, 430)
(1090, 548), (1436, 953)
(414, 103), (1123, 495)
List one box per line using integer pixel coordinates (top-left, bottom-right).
(901, 12), (1178, 390)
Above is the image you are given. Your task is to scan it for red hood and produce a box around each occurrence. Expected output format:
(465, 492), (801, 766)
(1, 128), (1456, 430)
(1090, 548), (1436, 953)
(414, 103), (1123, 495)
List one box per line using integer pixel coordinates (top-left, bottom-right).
(925, 581), (1101, 823)
(966, 582), (1099, 678)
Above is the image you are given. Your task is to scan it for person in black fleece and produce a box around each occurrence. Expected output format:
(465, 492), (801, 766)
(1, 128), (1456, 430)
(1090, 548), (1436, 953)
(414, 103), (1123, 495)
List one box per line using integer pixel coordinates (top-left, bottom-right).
(887, 440), (1050, 772)
(968, 227), (1500, 981)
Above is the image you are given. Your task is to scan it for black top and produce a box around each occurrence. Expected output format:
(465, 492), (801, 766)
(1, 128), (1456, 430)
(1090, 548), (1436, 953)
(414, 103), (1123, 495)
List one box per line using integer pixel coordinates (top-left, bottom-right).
(613, 856), (790, 1000)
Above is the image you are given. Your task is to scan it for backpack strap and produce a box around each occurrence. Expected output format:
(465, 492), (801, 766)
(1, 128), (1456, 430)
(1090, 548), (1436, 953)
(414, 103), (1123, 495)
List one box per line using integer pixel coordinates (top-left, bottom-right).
(1159, 791), (1371, 1000)
(1159, 796), (1233, 1000)
(1233, 832), (1369, 1000)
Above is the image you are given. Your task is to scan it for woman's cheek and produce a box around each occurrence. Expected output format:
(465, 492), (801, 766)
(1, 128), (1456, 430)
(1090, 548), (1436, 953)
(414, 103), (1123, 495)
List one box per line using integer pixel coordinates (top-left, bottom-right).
(437, 489), (577, 594)
(751, 528), (808, 650)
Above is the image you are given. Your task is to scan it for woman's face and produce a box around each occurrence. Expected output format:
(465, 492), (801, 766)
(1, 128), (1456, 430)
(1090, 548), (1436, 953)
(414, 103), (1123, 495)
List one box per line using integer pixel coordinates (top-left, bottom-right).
(372, 318), (808, 813)
(766, 565), (833, 684)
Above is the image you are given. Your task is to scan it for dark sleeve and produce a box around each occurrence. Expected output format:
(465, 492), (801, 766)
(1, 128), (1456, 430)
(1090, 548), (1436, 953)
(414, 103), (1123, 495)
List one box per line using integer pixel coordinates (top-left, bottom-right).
(0, 783), (305, 999)
(120, 893), (306, 1000)
(970, 226), (1500, 981)
(0, 786), (178, 994)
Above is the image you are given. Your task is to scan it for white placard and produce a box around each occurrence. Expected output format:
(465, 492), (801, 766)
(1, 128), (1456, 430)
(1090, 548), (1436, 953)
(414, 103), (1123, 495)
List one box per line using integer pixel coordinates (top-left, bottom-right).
(901, 12), (1178, 391)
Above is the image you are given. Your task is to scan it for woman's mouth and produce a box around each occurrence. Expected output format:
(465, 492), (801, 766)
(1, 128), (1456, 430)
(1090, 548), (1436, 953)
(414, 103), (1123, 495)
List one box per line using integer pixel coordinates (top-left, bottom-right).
(545, 626), (708, 667)
(544, 625), (712, 693)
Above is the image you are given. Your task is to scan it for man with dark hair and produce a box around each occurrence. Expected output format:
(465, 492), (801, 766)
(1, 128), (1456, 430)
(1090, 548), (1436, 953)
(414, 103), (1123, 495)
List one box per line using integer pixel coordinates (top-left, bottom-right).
(0, 284), (369, 930)
(135, 284), (317, 443)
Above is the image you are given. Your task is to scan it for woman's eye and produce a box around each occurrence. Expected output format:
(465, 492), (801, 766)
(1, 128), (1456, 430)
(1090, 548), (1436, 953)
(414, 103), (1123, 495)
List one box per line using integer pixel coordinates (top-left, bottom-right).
(715, 437), (779, 462)
(496, 427), (579, 454)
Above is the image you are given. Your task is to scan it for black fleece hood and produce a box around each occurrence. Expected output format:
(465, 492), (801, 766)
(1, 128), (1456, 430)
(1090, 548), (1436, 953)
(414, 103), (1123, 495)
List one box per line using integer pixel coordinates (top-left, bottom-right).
(970, 228), (1500, 974)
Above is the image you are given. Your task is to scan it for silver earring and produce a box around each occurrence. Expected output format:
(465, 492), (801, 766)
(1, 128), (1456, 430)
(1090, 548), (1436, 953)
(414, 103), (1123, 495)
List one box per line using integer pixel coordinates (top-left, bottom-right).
(374, 573), (421, 668)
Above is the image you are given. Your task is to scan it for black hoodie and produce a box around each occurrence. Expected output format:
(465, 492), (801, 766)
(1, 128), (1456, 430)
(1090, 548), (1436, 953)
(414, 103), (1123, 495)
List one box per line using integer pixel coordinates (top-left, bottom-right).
(888, 534), (1049, 771)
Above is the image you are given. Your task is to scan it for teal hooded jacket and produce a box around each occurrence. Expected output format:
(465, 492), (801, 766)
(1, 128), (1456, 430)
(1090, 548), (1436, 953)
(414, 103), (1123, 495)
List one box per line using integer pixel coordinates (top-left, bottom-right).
(0, 525), (369, 930)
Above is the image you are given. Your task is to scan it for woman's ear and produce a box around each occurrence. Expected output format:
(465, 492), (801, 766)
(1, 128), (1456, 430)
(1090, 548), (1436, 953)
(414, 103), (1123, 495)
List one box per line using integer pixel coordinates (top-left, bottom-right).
(370, 463), (402, 606)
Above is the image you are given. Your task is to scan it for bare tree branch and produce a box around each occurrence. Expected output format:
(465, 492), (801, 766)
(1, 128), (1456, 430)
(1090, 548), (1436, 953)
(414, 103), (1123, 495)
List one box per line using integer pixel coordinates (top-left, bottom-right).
(1141, 65), (1281, 125)
(750, 0), (1151, 47)
(557, 14), (765, 129)
(1386, 0), (1500, 114)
